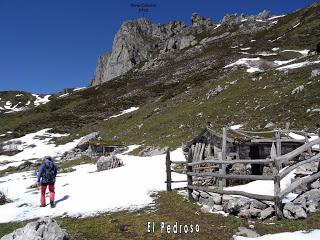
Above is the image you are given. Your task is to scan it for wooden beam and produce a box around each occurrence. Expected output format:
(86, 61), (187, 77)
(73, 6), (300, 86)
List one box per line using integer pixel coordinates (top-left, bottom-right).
(187, 159), (273, 166)
(199, 143), (205, 161)
(278, 138), (320, 164)
(279, 171), (320, 199)
(276, 129), (281, 157)
(165, 180), (188, 183)
(170, 161), (187, 164)
(188, 185), (274, 201)
(187, 172), (274, 180)
(193, 143), (200, 162)
(305, 134), (313, 155)
(187, 148), (193, 201)
(219, 127), (227, 189)
(166, 149), (172, 191)
(279, 153), (320, 180)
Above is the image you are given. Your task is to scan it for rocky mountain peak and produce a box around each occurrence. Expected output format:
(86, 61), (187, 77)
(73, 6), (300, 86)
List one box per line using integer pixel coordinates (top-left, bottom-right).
(191, 13), (214, 29)
(91, 16), (195, 86)
(90, 10), (277, 86)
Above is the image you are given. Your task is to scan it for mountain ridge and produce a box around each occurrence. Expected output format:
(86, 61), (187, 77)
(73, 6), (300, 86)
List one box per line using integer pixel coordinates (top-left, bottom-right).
(0, 2), (319, 150)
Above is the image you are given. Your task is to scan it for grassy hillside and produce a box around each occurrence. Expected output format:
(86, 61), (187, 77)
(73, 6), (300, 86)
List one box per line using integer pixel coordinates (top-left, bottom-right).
(0, 3), (319, 149)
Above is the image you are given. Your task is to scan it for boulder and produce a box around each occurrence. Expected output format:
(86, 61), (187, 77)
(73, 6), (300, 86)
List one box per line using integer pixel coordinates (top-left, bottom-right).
(250, 199), (268, 210)
(311, 69), (320, 78)
(238, 207), (261, 218)
(96, 155), (123, 171)
(0, 217), (69, 240)
(96, 156), (113, 171)
(209, 193), (222, 205)
(213, 204), (224, 211)
(260, 207), (275, 220)
(200, 205), (212, 213)
(223, 197), (250, 214)
(283, 202), (307, 219)
(199, 191), (211, 199)
(234, 227), (260, 238)
(293, 189), (320, 213)
(311, 180), (320, 189)
(207, 86), (223, 99)
(191, 191), (200, 201)
(76, 132), (100, 151)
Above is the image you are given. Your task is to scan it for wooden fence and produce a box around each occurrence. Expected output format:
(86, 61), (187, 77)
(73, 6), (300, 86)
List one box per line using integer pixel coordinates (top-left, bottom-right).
(166, 127), (320, 218)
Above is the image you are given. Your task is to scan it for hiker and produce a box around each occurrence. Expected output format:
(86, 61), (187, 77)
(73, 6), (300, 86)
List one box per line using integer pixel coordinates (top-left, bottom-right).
(37, 156), (58, 208)
(316, 124), (320, 137)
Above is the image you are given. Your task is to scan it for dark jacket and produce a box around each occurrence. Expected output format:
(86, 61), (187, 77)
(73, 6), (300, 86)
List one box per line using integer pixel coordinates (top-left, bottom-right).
(37, 159), (58, 184)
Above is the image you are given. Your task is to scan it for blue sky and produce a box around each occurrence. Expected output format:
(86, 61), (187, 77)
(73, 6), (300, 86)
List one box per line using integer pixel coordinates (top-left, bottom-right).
(0, 0), (316, 93)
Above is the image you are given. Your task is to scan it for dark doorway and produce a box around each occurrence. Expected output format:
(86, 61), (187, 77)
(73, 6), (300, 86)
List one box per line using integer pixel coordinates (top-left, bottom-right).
(249, 145), (263, 175)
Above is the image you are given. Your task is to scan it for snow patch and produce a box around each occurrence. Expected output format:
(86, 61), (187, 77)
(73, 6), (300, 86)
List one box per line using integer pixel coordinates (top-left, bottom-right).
(32, 94), (51, 106)
(230, 124), (243, 130)
(0, 129), (80, 170)
(0, 148), (186, 223)
(280, 49), (309, 56)
(291, 85), (304, 95)
(225, 167), (297, 203)
(73, 87), (86, 91)
(105, 107), (139, 120)
(224, 58), (263, 73)
(234, 229), (320, 240)
(267, 15), (285, 20)
(277, 60), (320, 70)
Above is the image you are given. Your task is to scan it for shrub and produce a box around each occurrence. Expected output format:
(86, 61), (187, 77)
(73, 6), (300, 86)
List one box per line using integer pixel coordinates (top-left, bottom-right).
(0, 191), (9, 205)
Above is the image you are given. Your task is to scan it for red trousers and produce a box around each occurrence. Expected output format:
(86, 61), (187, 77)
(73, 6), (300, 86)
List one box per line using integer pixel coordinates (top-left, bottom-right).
(41, 184), (55, 207)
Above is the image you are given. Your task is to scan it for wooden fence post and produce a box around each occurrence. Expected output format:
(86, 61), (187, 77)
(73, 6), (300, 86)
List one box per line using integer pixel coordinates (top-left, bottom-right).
(166, 149), (172, 191)
(272, 143), (283, 218)
(275, 129), (281, 157)
(187, 148), (193, 201)
(219, 127), (227, 189)
(304, 132), (313, 156)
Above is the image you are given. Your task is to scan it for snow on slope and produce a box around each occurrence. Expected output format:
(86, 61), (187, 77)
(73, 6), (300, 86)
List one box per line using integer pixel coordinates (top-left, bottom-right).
(224, 58), (263, 73)
(0, 93), (51, 114)
(234, 229), (320, 240)
(0, 129), (82, 171)
(277, 60), (320, 70)
(105, 107), (139, 120)
(32, 94), (51, 106)
(0, 147), (186, 223)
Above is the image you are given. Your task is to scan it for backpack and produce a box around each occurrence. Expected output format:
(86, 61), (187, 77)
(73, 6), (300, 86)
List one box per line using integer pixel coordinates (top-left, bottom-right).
(43, 160), (55, 183)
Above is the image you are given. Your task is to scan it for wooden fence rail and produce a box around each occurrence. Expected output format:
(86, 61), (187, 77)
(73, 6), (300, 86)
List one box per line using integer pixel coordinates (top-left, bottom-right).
(166, 126), (320, 218)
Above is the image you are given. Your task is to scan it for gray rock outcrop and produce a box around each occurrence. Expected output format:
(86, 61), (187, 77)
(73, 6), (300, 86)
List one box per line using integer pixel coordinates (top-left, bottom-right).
(283, 202), (307, 219)
(76, 132), (100, 151)
(260, 207), (275, 220)
(96, 155), (123, 171)
(90, 10), (281, 86)
(191, 13), (214, 29)
(97, 156), (113, 171)
(0, 217), (69, 240)
(234, 227), (260, 238)
(91, 17), (193, 85)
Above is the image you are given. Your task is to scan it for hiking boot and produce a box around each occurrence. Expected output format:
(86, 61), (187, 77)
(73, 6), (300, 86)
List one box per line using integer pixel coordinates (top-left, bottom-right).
(40, 204), (46, 208)
(50, 201), (55, 208)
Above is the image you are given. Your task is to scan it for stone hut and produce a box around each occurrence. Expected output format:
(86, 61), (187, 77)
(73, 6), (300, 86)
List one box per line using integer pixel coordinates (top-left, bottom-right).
(184, 127), (304, 175)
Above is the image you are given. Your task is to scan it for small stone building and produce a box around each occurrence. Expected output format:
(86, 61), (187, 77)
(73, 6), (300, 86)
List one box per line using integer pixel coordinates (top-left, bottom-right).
(184, 127), (304, 175)
(89, 140), (127, 156)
